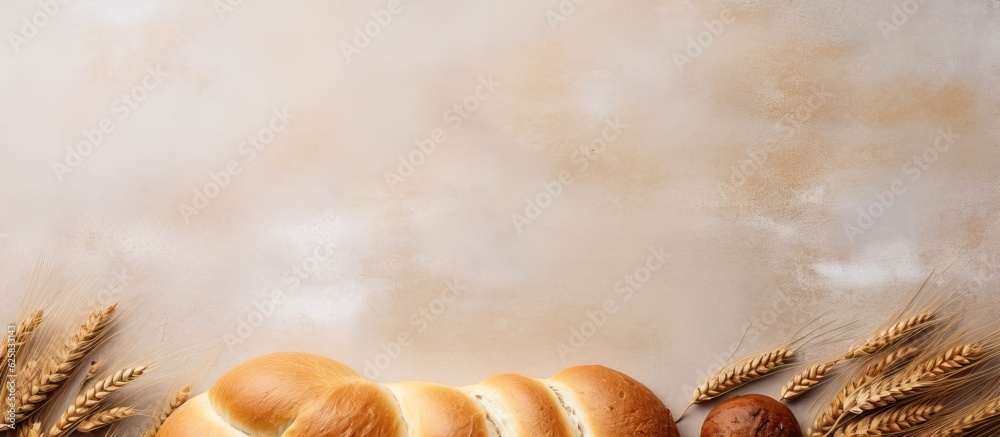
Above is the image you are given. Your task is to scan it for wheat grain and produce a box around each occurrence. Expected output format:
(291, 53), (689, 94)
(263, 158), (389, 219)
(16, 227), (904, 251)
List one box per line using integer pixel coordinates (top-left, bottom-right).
(808, 346), (922, 437)
(22, 359), (41, 381)
(15, 421), (41, 437)
(846, 343), (983, 415)
(47, 365), (146, 436)
(142, 384), (192, 437)
(924, 398), (1000, 437)
(75, 406), (136, 433)
(14, 305), (116, 423)
(843, 311), (934, 359)
(837, 400), (942, 436)
(783, 359), (841, 401)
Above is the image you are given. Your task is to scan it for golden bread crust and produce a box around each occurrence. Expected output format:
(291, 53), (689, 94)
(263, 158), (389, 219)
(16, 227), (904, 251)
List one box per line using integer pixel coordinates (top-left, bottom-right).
(157, 352), (678, 437)
(552, 365), (680, 437)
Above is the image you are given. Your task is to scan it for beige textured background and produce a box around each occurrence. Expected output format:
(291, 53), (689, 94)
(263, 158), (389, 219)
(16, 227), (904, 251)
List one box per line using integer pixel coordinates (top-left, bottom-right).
(2, 0), (999, 435)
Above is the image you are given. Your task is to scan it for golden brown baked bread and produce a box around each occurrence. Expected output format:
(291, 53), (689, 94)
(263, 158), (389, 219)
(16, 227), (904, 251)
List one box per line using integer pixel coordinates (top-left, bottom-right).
(700, 394), (802, 437)
(157, 352), (680, 436)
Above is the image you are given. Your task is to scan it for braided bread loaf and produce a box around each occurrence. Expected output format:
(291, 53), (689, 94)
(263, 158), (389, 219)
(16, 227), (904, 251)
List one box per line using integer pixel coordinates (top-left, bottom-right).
(157, 352), (679, 436)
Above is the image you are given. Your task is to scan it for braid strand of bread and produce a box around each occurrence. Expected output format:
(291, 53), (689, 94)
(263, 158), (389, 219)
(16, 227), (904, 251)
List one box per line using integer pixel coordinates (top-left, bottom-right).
(156, 352), (679, 437)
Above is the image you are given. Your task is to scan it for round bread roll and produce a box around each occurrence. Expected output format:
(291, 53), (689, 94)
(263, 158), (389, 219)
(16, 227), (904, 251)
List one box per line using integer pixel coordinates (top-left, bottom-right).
(157, 352), (680, 436)
(700, 394), (802, 437)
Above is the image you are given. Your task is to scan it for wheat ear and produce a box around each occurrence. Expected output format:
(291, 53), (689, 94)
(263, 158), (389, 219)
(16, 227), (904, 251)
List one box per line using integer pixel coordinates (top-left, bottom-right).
(783, 359), (841, 401)
(787, 311), (933, 401)
(861, 346), (924, 381)
(0, 310), (44, 387)
(47, 365), (146, 436)
(925, 398), (1000, 437)
(3, 311), (44, 415)
(846, 343), (983, 415)
(676, 347), (794, 421)
(141, 384), (192, 437)
(836, 401), (942, 436)
(808, 346), (922, 437)
(78, 361), (99, 392)
(75, 406), (137, 433)
(14, 310), (44, 350)
(695, 348), (793, 401)
(14, 305), (116, 423)
(843, 311), (934, 359)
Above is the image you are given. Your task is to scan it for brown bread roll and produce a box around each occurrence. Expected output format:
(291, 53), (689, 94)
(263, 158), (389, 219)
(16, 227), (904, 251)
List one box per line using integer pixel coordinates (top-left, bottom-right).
(701, 394), (802, 437)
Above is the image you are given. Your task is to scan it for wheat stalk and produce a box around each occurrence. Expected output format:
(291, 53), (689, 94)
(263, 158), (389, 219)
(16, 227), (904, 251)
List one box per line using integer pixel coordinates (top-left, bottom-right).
(47, 365), (146, 436)
(924, 398), (1000, 437)
(808, 346), (922, 437)
(843, 311), (935, 359)
(141, 384), (192, 437)
(846, 343), (983, 415)
(836, 400), (943, 436)
(75, 406), (136, 433)
(14, 305), (117, 423)
(783, 359), (841, 401)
